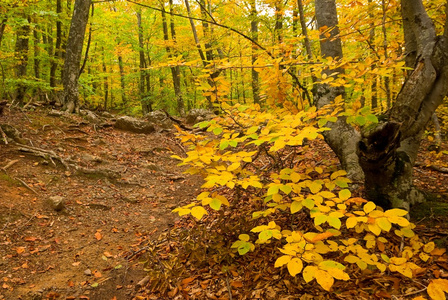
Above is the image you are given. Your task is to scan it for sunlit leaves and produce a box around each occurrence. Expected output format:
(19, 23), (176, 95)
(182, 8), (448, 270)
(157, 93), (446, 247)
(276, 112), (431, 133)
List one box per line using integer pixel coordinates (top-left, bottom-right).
(427, 279), (448, 300)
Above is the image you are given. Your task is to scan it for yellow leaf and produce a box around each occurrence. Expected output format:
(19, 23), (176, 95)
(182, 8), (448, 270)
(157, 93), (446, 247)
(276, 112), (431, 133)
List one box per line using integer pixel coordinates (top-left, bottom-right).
(338, 189), (351, 201)
(309, 181), (322, 194)
(346, 217), (358, 229)
(428, 279), (448, 300)
(423, 242), (435, 253)
(239, 234), (250, 241)
(227, 162), (241, 171)
(330, 170), (347, 180)
(315, 269), (334, 291)
(275, 255), (292, 268)
(376, 218), (392, 232)
(287, 258), (303, 276)
(364, 202), (376, 214)
(290, 201), (303, 214)
(368, 223), (382, 236)
(344, 255), (359, 263)
(302, 266), (318, 283)
(331, 269), (350, 281)
(384, 208), (409, 217)
(191, 206), (208, 220)
(419, 252), (431, 262)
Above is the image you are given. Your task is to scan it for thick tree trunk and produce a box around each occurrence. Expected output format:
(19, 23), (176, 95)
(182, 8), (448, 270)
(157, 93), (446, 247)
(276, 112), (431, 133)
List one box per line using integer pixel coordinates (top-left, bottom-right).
(314, 0), (364, 182)
(61, 0), (91, 113)
(315, 0), (448, 211)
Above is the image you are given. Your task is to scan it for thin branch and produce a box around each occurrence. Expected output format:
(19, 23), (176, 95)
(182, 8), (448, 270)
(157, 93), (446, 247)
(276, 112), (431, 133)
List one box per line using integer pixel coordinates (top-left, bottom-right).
(126, 0), (310, 101)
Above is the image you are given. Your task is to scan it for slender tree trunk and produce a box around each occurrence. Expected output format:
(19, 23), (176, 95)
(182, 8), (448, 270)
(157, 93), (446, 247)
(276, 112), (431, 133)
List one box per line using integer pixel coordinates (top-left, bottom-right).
(250, 0), (260, 105)
(166, 0), (184, 115)
(33, 23), (40, 79)
(137, 11), (151, 114)
(14, 17), (30, 106)
(118, 55), (127, 106)
(381, 0), (391, 109)
(61, 0), (91, 113)
(368, 0), (378, 110)
(0, 17), (7, 46)
(102, 48), (108, 110)
(50, 0), (62, 88)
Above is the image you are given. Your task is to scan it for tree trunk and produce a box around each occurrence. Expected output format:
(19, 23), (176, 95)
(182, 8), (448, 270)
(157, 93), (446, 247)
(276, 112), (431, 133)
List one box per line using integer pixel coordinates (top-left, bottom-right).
(0, 17), (7, 46)
(50, 0), (62, 88)
(165, 0), (185, 116)
(250, 0), (260, 105)
(314, 0), (364, 182)
(61, 0), (91, 113)
(137, 10), (151, 114)
(315, 0), (448, 211)
(14, 17), (30, 106)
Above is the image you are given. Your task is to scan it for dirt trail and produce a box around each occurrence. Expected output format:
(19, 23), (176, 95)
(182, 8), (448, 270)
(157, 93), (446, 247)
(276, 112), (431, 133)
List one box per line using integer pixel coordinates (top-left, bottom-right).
(0, 108), (202, 300)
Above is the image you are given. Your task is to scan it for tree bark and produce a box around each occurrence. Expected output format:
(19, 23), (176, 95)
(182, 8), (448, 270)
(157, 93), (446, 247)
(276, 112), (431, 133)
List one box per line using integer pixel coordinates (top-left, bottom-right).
(314, 0), (448, 211)
(137, 11), (151, 114)
(14, 17), (30, 106)
(61, 0), (91, 113)
(50, 0), (62, 88)
(314, 0), (364, 182)
(250, 0), (260, 105)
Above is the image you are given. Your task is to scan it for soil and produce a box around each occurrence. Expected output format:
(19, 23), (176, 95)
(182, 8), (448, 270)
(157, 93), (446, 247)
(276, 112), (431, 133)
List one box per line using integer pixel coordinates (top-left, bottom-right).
(0, 107), (202, 300)
(1, 107), (447, 300)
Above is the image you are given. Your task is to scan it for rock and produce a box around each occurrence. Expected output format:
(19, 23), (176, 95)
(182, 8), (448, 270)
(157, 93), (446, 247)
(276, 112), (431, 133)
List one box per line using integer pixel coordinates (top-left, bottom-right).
(114, 116), (155, 134)
(84, 269), (92, 276)
(0, 124), (27, 144)
(47, 196), (65, 211)
(48, 109), (66, 117)
(81, 110), (101, 124)
(146, 110), (173, 129)
(143, 163), (162, 172)
(185, 109), (215, 125)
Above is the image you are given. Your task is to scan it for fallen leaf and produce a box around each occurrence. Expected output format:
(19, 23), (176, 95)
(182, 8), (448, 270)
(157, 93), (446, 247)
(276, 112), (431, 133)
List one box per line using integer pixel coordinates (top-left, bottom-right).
(95, 231), (102, 241)
(231, 281), (243, 288)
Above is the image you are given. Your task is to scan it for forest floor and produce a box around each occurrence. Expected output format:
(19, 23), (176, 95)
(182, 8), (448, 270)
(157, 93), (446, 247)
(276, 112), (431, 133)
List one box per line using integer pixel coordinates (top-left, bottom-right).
(0, 107), (448, 300)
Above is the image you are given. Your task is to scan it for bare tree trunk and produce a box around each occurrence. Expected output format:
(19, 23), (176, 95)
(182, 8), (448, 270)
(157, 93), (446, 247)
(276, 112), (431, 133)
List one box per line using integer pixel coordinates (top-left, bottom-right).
(314, 0), (364, 182)
(117, 55), (127, 106)
(137, 11), (151, 114)
(166, 0), (184, 115)
(61, 0), (91, 113)
(250, 0), (260, 105)
(0, 17), (7, 46)
(14, 17), (30, 106)
(50, 0), (62, 88)
(33, 23), (40, 80)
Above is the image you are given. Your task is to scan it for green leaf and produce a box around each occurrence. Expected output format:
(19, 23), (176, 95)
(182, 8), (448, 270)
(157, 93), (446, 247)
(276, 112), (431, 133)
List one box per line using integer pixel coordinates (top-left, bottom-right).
(280, 184), (292, 195)
(366, 114), (378, 123)
(355, 115), (366, 126)
(213, 127), (223, 135)
(209, 198), (222, 210)
(328, 216), (341, 229)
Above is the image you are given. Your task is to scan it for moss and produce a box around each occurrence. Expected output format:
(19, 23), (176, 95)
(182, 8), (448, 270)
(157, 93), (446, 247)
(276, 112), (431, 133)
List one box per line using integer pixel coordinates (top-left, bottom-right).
(411, 192), (448, 226)
(0, 173), (20, 186)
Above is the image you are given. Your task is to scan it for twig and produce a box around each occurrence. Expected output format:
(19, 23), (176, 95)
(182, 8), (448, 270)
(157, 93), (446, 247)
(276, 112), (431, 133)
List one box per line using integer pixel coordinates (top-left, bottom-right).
(1, 159), (18, 172)
(0, 125), (7, 144)
(400, 280), (427, 297)
(226, 275), (233, 300)
(14, 177), (39, 195)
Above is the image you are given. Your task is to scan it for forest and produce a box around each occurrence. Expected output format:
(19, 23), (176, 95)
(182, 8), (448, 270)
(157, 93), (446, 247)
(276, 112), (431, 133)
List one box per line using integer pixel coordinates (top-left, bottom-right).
(1, 0), (448, 299)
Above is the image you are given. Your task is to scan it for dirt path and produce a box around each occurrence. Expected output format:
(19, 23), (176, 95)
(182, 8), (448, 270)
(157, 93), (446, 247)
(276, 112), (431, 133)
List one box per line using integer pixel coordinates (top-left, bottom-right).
(0, 108), (202, 300)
